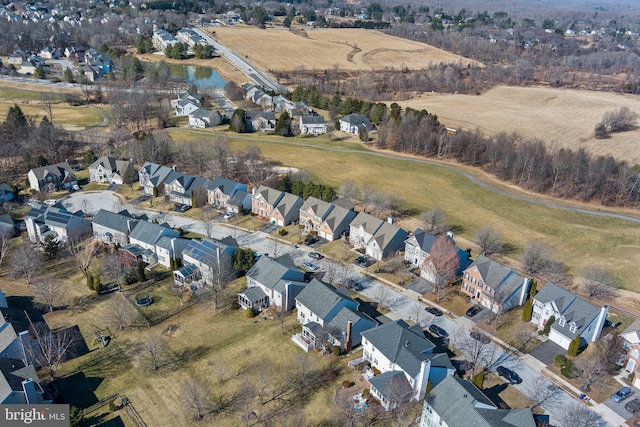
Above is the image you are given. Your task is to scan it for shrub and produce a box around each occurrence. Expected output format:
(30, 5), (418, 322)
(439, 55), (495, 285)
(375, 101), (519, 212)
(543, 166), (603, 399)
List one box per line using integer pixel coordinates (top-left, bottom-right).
(333, 346), (341, 356)
(362, 389), (370, 397)
(522, 300), (532, 321)
(560, 359), (575, 378)
(471, 371), (484, 390)
(230, 300), (240, 310)
(136, 261), (146, 282)
(108, 400), (116, 412)
(567, 334), (581, 357)
(342, 380), (354, 388)
(542, 316), (555, 335)
(371, 366), (381, 376)
(279, 228), (288, 236)
(86, 273), (94, 290)
(554, 354), (567, 367)
(245, 307), (256, 318)
(629, 373), (635, 382)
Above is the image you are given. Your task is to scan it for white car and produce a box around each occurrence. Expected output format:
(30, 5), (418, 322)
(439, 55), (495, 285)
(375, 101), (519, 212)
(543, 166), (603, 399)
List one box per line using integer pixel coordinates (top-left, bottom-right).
(301, 262), (319, 271)
(223, 212), (235, 220)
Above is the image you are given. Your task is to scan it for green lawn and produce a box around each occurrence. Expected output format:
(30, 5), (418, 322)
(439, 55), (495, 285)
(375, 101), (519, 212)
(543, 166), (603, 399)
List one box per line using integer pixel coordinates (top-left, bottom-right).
(167, 128), (640, 293)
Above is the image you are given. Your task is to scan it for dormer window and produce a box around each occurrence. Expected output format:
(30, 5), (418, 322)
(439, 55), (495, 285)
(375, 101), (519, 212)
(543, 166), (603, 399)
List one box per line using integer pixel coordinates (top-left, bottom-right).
(569, 323), (576, 333)
(558, 317), (566, 327)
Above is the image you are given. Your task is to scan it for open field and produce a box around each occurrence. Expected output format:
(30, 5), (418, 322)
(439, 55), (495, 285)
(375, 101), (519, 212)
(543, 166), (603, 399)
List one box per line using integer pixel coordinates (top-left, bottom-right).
(0, 100), (104, 129)
(401, 85), (640, 165)
(205, 26), (481, 72)
(168, 128), (640, 295)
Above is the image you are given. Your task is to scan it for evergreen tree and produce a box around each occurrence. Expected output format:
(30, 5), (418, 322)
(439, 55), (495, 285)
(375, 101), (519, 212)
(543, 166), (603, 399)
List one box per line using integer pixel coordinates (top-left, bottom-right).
(136, 261), (146, 282)
(542, 315), (555, 335)
(275, 111), (292, 136)
(63, 67), (75, 83)
(522, 299), (533, 321)
(87, 272), (94, 290)
(567, 334), (581, 357)
(472, 371), (484, 389)
(93, 272), (102, 294)
(34, 65), (46, 79)
(42, 234), (60, 259)
(229, 109), (246, 133)
(529, 280), (538, 299)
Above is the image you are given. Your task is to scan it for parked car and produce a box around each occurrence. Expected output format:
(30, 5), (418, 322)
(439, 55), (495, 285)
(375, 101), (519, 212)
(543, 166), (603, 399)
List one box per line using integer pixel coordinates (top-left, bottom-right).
(304, 236), (318, 246)
(428, 324), (449, 340)
(72, 184), (81, 191)
(353, 283), (364, 291)
(301, 262), (319, 271)
(345, 278), (359, 289)
(425, 306), (443, 316)
(470, 330), (490, 344)
(612, 387), (634, 403)
(625, 398), (640, 413)
(496, 366), (522, 384)
(138, 194), (151, 202)
(308, 252), (323, 260)
(223, 212), (235, 220)
(175, 204), (191, 212)
(466, 306), (482, 317)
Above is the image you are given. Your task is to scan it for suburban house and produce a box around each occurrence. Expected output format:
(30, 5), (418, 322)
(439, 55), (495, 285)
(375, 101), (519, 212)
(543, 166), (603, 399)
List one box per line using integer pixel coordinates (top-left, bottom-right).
(299, 115), (327, 135)
(349, 212), (407, 261)
(173, 237), (239, 288)
(127, 221), (183, 268)
(188, 109), (222, 128)
(153, 29), (178, 51)
(25, 204), (91, 243)
(404, 229), (470, 282)
(242, 83), (273, 108)
(361, 320), (454, 410)
(163, 171), (210, 207)
(237, 254), (307, 312)
(205, 177), (248, 211)
(175, 96), (202, 117)
(620, 319), (640, 388)
(419, 376), (536, 427)
(0, 357), (52, 404)
(0, 310), (28, 361)
(531, 282), (608, 350)
(460, 255), (530, 314)
(246, 111), (277, 132)
(339, 113), (374, 135)
(292, 279), (377, 352)
(84, 48), (113, 75)
(0, 183), (15, 204)
(27, 161), (77, 192)
(299, 197), (356, 241)
(138, 162), (174, 196)
(251, 185), (303, 226)
(273, 95), (295, 114)
(91, 209), (139, 246)
(89, 156), (134, 185)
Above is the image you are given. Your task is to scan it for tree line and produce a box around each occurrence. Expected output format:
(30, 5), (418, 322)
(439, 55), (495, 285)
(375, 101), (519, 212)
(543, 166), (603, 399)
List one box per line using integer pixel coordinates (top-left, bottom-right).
(375, 108), (640, 207)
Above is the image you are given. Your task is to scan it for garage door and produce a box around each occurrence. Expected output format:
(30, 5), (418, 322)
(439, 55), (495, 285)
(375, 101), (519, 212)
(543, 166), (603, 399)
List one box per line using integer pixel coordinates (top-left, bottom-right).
(549, 329), (571, 350)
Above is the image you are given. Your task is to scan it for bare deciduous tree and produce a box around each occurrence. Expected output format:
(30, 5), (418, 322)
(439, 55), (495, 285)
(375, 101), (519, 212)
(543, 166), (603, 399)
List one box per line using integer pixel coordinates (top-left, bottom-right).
(201, 207), (218, 239)
(522, 241), (552, 275)
(427, 235), (460, 300)
(202, 255), (235, 311)
(32, 276), (67, 312)
(27, 319), (76, 380)
(512, 323), (537, 352)
(408, 302), (433, 328)
(575, 355), (607, 392)
(474, 225), (504, 256)
(421, 207), (447, 234)
(0, 232), (11, 276)
(140, 334), (169, 371)
(559, 402), (607, 427)
(453, 328), (497, 376)
(181, 377), (212, 421)
(11, 243), (41, 285)
(582, 266), (617, 300)
(339, 180), (358, 201)
(67, 238), (100, 279)
(104, 296), (134, 331)
(526, 377), (561, 410)
(375, 285), (392, 310)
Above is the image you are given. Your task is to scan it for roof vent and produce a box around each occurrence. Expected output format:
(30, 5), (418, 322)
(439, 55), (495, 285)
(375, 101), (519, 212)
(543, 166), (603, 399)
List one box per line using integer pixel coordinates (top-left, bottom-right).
(404, 341), (410, 347)
(463, 394), (468, 398)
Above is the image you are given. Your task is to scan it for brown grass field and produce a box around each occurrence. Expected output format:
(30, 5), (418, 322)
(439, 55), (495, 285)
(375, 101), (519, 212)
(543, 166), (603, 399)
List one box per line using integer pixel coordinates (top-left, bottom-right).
(205, 26), (481, 72)
(401, 85), (640, 165)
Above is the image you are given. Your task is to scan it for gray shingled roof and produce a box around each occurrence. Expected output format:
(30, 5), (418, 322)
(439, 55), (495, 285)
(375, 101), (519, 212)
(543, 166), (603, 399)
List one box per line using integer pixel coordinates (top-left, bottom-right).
(465, 255), (525, 303)
(426, 376), (536, 427)
(361, 320), (435, 377)
(340, 113), (373, 129)
(0, 313), (18, 355)
(533, 282), (572, 309)
(368, 371), (412, 403)
(239, 286), (268, 303)
(371, 221), (406, 251)
(254, 185), (284, 206)
(551, 294), (602, 339)
(247, 254), (305, 292)
(300, 196), (333, 221)
(325, 306), (376, 347)
(273, 192), (302, 220)
(300, 115), (325, 125)
(323, 205), (356, 232)
(295, 279), (352, 320)
(89, 156), (131, 174)
(350, 212), (384, 235)
(92, 209), (138, 234)
(206, 177), (242, 196)
(406, 228), (438, 253)
(29, 162), (74, 180)
(129, 221), (179, 246)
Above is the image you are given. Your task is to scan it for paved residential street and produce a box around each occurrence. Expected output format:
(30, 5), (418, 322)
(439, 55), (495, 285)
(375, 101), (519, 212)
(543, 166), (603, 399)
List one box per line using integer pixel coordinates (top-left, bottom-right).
(61, 190), (624, 426)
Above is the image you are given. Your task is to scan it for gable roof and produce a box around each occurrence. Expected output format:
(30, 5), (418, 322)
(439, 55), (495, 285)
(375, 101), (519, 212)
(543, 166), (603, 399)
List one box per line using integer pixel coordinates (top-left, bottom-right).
(369, 370), (412, 403)
(300, 196), (334, 220)
(183, 237), (238, 263)
(92, 209), (138, 234)
(350, 212), (384, 235)
(29, 162), (74, 181)
(273, 192), (303, 219)
(140, 162), (173, 187)
(296, 279), (353, 320)
(621, 319), (640, 345)
(465, 255), (526, 300)
(206, 177), (243, 197)
(340, 113), (373, 129)
(129, 221), (179, 246)
(27, 205), (84, 228)
(361, 320), (435, 377)
(325, 306), (376, 345)
(322, 204), (356, 232)
(406, 228), (438, 253)
(300, 115), (325, 126)
(371, 221), (406, 251)
(247, 254), (305, 293)
(254, 185), (284, 206)
(426, 376), (536, 427)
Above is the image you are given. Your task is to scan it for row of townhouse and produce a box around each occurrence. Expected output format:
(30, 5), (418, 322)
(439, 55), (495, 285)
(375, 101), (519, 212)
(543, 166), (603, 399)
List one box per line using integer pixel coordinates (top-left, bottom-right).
(172, 91), (223, 128)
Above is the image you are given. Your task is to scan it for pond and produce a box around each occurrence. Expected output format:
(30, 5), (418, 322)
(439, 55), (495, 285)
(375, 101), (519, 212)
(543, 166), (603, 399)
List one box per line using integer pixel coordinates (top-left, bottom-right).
(168, 63), (227, 90)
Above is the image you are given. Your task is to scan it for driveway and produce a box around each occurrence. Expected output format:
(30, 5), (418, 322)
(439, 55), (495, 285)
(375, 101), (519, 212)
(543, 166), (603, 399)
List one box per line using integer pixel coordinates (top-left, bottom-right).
(62, 191), (121, 216)
(529, 340), (566, 366)
(406, 277), (432, 295)
(603, 395), (635, 421)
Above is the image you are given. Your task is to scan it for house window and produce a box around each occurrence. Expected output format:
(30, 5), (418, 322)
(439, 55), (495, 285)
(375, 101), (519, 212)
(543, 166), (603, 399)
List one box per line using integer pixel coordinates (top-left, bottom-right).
(471, 277), (476, 284)
(558, 317), (566, 327)
(569, 323), (576, 333)
(464, 273), (469, 279)
(462, 283), (467, 290)
(469, 287), (475, 294)
(479, 281), (484, 287)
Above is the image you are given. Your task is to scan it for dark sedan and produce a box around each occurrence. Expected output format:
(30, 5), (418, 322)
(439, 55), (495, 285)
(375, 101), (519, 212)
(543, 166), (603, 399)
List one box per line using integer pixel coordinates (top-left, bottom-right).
(496, 366), (522, 384)
(425, 306), (443, 316)
(466, 306), (482, 317)
(428, 324), (449, 340)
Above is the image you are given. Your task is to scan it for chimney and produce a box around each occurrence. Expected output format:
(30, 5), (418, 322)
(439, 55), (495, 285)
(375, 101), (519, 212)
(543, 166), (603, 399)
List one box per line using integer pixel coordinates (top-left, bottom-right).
(404, 340), (410, 347)
(172, 165), (177, 171)
(593, 305), (609, 342)
(344, 320), (353, 353)
(446, 231), (454, 239)
(387, 216), (394, 224)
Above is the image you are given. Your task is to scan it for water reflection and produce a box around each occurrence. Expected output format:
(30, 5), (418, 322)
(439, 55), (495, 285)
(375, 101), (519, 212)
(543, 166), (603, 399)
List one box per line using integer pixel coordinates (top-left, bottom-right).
(168, 63), (226, 89)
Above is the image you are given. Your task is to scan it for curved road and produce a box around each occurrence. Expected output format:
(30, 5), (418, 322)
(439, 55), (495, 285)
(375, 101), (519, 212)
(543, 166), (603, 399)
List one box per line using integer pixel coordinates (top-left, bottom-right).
(179, 129), (640, 224)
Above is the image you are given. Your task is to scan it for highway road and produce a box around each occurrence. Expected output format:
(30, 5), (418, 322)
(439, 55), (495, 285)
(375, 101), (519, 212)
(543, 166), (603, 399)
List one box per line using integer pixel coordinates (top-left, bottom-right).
(192, 26), (285, 94)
